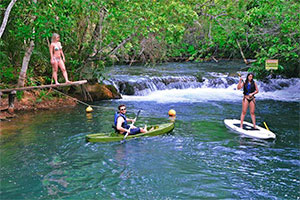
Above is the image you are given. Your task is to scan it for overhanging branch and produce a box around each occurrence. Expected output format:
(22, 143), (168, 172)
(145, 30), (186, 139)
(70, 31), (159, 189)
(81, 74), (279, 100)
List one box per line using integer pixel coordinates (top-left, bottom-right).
(0, 0), (17, 38)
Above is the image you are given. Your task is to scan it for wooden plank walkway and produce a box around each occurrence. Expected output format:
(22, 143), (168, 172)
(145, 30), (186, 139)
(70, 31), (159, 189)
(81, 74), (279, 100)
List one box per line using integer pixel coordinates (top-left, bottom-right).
(0, 80), (87, 94)
(0, 80), (87, 109)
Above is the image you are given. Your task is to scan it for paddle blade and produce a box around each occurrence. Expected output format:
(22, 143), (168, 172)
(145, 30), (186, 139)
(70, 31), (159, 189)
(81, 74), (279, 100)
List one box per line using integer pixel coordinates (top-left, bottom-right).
(263, 122), (270, 131)
(123, 132), (129, 140)
(122, 110), (141, 142)
(136, 110), (141, 119)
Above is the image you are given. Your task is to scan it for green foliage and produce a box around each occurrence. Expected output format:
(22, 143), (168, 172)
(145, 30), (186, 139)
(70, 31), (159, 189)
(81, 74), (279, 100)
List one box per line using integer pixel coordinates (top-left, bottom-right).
(0, 0), (299, 87)
(0, 66), (17, 83)
(16, 91), (24, 101)
(36, 90), (53, 102)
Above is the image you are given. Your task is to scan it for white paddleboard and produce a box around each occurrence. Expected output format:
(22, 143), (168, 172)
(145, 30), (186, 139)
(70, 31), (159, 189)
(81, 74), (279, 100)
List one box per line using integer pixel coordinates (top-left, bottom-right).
(224, 119), (276, 139)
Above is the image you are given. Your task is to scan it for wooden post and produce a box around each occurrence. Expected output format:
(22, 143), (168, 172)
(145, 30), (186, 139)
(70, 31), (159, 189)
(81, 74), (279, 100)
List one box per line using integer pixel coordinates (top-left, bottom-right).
(8, 90), (16, 112)
(0, 91), (2, 106)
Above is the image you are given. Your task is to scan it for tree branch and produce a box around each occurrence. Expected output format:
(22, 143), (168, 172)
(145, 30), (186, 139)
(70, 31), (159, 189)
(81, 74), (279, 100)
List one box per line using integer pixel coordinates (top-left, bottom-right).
(90, 7), (107, 58)
(236, 39), (249, 65)
(0, 0), (17, 38)
(108, 32), (137, 56)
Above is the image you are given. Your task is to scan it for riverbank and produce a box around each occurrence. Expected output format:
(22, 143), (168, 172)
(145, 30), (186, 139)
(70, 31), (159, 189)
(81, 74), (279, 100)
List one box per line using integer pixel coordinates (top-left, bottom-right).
(0, 81), (122, 121)
(0, 90), (77, 121)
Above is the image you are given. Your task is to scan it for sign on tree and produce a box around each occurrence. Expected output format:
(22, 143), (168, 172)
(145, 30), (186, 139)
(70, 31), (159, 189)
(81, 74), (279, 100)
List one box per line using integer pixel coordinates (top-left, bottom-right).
(265, 59), (278, 70)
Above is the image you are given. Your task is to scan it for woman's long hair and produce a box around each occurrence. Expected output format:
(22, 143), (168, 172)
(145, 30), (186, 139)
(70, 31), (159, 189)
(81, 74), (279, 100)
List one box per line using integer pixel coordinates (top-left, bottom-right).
(51, 33), (59, 43)
(245, 73), (254, 84)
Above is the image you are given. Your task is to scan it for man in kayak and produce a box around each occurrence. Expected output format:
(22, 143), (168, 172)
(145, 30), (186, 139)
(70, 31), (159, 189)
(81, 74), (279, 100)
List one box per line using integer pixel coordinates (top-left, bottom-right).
(114, 104), (147, 135)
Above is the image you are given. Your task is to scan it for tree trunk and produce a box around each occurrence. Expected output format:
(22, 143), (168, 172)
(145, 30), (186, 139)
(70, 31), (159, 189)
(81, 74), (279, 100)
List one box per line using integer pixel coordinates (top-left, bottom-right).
(208, 21), (212, 40)
(17, 40), (35, 87)
(0, 0), (17, 38)
(88, 8), (107, 60)
(236, 39), (249, 65)
(17, 0), (37, 87)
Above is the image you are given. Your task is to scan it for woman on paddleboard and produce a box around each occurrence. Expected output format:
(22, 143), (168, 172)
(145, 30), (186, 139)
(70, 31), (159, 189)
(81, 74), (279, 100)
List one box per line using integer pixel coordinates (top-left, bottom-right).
(237, 73), (259, 129)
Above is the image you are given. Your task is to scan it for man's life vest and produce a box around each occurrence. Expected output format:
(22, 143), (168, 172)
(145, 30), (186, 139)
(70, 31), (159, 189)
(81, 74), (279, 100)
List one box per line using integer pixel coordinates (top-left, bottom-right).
(243, 81), (255, 95)
(113, 112), (129, 130)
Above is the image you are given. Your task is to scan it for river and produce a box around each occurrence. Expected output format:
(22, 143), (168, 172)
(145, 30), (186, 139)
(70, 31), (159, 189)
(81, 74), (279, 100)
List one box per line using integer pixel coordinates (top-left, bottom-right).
(0, 61), (299, 199)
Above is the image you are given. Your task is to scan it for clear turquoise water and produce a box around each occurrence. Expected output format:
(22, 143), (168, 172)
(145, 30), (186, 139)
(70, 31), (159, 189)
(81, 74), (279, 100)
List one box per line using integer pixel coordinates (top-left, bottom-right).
(1, 62), (299, 199)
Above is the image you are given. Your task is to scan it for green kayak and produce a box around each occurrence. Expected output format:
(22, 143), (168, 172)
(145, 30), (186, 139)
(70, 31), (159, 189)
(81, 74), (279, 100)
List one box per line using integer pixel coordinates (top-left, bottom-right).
(86, 122), (175, 143)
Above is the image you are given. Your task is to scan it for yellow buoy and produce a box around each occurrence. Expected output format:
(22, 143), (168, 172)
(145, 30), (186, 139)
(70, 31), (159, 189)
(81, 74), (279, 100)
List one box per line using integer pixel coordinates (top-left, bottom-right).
(86, 106), (93, 113)
(168, 109), (176, 116)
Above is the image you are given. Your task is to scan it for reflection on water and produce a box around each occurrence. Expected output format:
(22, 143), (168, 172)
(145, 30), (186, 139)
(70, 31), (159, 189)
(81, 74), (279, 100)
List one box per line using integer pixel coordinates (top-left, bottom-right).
(43, 155), (69, 196)
(86, 113), (93, 121)
(237, 137), (276, 148)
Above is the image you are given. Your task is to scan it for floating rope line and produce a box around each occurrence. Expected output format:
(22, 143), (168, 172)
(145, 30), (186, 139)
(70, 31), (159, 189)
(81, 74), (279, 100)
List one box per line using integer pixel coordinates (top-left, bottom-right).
(33, 79), (116, 110)
(51, 87), (103, 108)
(33, 79), (101, 109)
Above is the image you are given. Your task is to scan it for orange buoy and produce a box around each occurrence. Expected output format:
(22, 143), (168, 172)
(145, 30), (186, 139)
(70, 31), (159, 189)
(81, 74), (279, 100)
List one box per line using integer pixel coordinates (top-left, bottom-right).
(168, 109), (176, 117)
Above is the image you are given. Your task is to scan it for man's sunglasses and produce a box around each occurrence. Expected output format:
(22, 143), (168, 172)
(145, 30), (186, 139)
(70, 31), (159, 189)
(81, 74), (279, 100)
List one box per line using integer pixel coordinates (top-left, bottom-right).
(120, 108), (126, 111)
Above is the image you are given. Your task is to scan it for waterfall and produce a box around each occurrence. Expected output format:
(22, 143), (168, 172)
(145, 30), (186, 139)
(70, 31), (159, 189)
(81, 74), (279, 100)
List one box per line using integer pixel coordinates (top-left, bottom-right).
(104, 65), (300, 102)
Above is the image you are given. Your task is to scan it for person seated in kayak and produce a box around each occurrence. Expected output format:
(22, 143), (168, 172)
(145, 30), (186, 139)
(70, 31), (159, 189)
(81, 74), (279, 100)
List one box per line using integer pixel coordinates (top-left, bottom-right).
(114, 104), (147, 135)
(237, 73), (259, 129)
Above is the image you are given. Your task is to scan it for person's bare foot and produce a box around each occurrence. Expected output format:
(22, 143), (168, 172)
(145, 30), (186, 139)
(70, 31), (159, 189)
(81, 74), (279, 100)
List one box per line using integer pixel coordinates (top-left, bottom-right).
(149, 127), (154, 131)
(65, 81), (72, 84)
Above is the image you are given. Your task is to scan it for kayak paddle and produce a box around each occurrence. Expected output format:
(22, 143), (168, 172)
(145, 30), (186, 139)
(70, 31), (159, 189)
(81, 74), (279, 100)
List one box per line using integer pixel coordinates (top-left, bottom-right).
(123, 110), (141, 140)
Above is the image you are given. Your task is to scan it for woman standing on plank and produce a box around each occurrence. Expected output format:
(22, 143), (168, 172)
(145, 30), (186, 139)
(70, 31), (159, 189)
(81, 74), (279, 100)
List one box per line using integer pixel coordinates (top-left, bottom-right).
(49, 33), (71, 84)
(237, 73), (259, 129)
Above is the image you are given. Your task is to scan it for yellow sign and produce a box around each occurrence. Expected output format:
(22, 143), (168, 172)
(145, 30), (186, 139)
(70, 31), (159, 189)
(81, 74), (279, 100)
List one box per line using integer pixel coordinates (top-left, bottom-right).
(265, 59), (278, 70)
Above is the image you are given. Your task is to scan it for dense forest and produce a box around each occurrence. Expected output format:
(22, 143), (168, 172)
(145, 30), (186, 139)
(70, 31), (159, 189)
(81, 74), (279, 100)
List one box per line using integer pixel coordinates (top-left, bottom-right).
(1, 0), (299, 86)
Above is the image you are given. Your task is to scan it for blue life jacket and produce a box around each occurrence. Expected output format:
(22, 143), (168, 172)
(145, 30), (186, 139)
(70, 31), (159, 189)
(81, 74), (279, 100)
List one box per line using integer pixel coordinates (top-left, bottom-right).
(243, 81), (255, 95)
(114, 112), (129, 129)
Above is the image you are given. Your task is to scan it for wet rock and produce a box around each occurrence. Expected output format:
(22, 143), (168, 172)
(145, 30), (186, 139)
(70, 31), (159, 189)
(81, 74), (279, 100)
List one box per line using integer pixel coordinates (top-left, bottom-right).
(277, 81), (290, 88)
(85, 83), (122, 100)
(195, 72), (205, 82)
(70, 82), (121, 101)
(228, 72), (238, 77)
(226, 77), (237, 85)
(266, 74), (277, 80)
(0, 110), (16, 120)
(119, 82), (135, 95)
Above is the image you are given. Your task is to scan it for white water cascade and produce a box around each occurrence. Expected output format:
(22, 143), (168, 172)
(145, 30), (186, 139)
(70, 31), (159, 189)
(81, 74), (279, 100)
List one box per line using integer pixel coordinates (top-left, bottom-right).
(106, 73), (300, 103)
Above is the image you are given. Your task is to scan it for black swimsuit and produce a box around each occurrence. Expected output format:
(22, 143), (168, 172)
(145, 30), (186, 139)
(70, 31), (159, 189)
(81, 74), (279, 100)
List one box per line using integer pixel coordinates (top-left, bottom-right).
(243, 81), (256, 103)
(244, 96), (255, 103)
